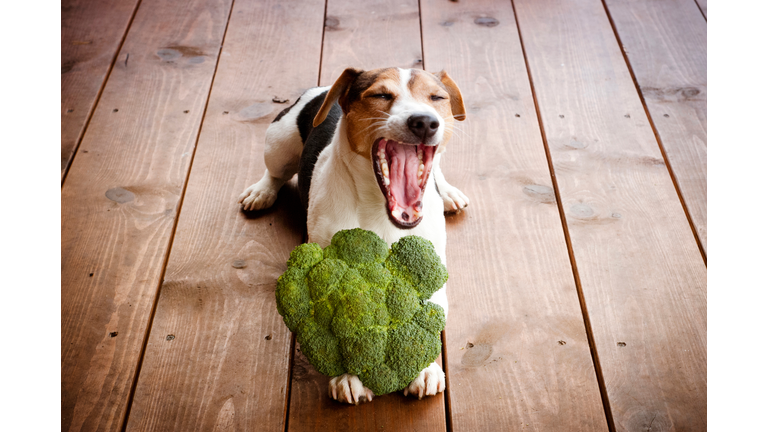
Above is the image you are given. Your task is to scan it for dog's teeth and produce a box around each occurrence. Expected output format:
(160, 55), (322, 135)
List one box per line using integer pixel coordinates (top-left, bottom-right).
(392, 210), (398, 218)
(417, 147), (423, 162)
(383, 177), (390, 186)
(418, 163), (424, 179)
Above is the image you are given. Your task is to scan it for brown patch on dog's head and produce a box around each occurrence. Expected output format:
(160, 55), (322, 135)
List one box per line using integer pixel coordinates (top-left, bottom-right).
(344, 68), (402, 158)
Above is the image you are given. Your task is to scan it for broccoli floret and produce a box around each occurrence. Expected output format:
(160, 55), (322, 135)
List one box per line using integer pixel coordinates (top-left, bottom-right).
(387, 322), (442, 390)
(275, 229), (448, 396)
(323, 228), (389, 266)
(386, 276), (421, 324)
(287, 242), (324, 269)
(296, 319), (345, 377)
(275, 266), (311, 332)
(340, 327), (387, 375)
(386, 236), (448, 300)
(307, 259), (347, 301)
(356, 261), (392, 291)
(413, 301), (446, 334)
(359, 363), (401, 396)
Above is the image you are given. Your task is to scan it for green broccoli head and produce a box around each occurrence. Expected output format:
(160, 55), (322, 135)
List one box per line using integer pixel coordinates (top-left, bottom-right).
(275, 229), (447, 395)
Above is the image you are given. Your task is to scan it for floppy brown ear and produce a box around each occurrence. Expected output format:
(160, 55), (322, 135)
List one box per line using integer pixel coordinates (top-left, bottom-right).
(435, 70), (466, 121)
(313, 67), (364, 127)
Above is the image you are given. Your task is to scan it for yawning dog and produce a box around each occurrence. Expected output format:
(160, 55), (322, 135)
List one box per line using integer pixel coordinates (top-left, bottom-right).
(238, 67), (468, 404)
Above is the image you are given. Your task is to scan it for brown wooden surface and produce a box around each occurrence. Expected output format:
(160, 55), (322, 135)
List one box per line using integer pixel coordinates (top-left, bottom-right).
(514, 0), (707, 430)
(286, 0), (446, 431)
(695, 0), (707, 18)
(318, 0), (423, 86)
(421, 0), (609, 430)
(61, 0), (708, 429)
(60, 0), (232, 430)
(61, 0), (141, 179)
(605, 0), (708, 254)
(124, 0), (325, 430)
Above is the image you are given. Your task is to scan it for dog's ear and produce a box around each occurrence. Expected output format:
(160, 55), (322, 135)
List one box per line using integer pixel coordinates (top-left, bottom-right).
(434, 70), (466, 121)
(313, 68), (364, 127)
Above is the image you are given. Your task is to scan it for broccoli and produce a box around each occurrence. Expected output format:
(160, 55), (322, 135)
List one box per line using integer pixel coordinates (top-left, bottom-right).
(274, 228), (447, 395)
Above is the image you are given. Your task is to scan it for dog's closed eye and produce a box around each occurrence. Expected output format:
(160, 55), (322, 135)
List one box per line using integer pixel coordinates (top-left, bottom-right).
(368, 93), (394, 101)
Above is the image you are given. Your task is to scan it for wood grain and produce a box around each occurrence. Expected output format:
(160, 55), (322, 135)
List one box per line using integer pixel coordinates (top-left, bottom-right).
(60, 0), (232, 430)
(420, 0), (609, 430)
(319, 0), (423, 86)
(514, 0), (707, 430)
(695, 0), (707, 18)
(604, 0), (707, 254)
(61, 0), (141, 179)
(286, 1), (446, 430)
(123, 0), (326, 430)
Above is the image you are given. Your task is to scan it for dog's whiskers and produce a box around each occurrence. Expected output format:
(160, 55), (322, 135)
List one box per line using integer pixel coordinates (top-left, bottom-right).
(353, 121), (388, 137)
(444, 123), (468, 138)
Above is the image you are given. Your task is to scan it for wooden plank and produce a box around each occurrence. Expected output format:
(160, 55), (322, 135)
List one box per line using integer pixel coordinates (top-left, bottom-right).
(318, 0), (424, 86)
(695, 0), (707, 18)
(60, 0), (233, 430)
(61, 0), (141, 179)
(287, 1), (446, 431)
(123, 1), (325, 430)
(604, 0), (707, 254)
(420, 0), (609, 430)
(513, 0), (707, 430)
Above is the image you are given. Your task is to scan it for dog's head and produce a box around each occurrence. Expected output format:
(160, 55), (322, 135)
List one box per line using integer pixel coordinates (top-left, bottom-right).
(313, 67), (466, 229)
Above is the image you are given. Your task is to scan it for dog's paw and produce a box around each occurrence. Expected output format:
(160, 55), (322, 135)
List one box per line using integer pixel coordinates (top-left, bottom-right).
(237, 179), (278, 211)
(328, 374), (374, 405)
(440, 185), (469, 213)
(403, 362), (445, 399)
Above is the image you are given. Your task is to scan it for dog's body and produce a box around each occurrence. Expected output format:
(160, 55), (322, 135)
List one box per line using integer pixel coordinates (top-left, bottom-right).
(239, 67), (468, 404)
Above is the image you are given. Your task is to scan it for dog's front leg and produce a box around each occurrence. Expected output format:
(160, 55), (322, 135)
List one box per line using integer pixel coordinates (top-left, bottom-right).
(328, 373), (374, 404)
(433, 153), (469, 212)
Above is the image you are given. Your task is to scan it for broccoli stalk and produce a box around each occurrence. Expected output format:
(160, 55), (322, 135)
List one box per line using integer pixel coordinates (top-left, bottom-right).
(274, 228), (447, 396)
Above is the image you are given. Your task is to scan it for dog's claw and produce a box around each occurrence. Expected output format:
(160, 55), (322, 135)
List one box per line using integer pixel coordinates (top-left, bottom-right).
(238, 177), (281, 211)
(440, 184), (469, 213)
(404, 362), (445, 400)
(328, 374), (374, 405)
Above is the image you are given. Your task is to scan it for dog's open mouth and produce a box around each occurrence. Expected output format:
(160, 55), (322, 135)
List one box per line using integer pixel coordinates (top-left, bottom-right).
(372, 138), (436, 229)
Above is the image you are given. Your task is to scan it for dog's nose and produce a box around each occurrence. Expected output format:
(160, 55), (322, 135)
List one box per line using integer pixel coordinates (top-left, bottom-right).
(407, 114), (440, 141)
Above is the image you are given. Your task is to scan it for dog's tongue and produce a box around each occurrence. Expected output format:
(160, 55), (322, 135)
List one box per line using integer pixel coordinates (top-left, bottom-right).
(386, 141), (421, 208)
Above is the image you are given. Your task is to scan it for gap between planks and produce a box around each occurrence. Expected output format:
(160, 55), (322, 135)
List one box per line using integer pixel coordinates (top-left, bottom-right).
(119, 1), (238, 430)
(693, 0), (707, 21)
(61, 0), (145, 187)
(508, 1), (616, 431)
(417, 2), (453, 431)
(599, 0), (707, 264)
(282, 1), (330, 430)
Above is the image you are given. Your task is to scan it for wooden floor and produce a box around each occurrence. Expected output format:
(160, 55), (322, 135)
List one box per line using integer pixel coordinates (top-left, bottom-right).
(61, 0), (707, 430)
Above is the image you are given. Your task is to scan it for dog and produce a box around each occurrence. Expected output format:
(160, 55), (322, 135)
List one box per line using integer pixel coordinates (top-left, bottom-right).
(238, 67), (468, 404)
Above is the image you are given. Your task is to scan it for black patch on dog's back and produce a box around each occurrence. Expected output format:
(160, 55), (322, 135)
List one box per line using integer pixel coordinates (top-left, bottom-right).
(297, 91), (341, 209)
(296, 91), (329, 144)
